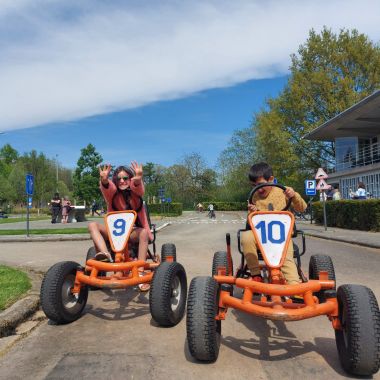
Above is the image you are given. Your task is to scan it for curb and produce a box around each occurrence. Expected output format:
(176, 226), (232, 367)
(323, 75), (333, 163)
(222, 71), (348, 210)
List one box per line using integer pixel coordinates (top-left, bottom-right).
(0, 269), (42, 338)
(304, 231), (380, 249)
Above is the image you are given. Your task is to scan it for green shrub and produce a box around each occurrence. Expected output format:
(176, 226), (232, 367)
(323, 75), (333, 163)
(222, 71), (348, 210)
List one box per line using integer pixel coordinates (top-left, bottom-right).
(312, 200), (380, 231)
(204, 202), (247, 211)
(12, 207), (51, 215)
(147, 203), (183, 216)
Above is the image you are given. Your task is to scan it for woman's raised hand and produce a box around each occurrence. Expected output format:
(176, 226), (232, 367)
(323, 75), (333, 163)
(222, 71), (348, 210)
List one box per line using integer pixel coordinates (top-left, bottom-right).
(130, 161), (143, 181)
(99, 164), (112, 183)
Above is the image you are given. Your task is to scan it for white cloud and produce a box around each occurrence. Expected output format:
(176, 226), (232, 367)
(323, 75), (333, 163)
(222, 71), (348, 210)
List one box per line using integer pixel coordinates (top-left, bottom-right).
(0, 0), (379, 130)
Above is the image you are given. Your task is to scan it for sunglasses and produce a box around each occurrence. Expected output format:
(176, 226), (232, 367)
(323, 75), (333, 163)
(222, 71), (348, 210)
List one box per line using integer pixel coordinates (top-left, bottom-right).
(117, 176), (130, 181)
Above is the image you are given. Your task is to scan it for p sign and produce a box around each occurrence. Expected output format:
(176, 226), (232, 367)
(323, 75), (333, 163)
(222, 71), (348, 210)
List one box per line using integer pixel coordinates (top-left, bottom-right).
(305, 179), (316, 196)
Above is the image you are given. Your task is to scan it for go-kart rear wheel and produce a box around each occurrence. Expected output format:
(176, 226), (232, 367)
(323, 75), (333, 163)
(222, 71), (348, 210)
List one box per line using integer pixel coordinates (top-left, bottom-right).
(309, 254), (336, 302)
(186, 276), (221, 362)
(335, 284), (380, 376)
(40, 261), (88, 324)
(149, 261), (187, 326)
(212, 251), (233, 276)
(161, 243), (177, 262)
(212, 251), (233, 296)
(85, 247), (106, 290)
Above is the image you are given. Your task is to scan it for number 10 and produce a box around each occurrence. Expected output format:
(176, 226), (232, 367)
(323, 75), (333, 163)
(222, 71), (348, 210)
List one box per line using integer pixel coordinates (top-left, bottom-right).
(255, 220), (285, 244)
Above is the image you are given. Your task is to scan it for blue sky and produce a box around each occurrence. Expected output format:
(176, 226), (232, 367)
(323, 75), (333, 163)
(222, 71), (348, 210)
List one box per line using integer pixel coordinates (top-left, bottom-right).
(1, 76), (287, 168)
(0, 1), (379, 169)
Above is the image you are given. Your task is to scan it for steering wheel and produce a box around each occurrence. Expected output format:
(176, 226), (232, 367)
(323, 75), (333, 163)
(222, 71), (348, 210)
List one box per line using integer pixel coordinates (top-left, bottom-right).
(248, 182), (292, 211)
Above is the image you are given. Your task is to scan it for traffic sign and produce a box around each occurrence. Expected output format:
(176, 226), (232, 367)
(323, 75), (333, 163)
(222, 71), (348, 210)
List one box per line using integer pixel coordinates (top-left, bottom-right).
(26, 174), (34, 195)
(315, 168), (328, 180)
(305, 180), (316, 196)
(166, 197), (172, 203)
(27, 196), (32, 209)
(316, 178), (331, 191)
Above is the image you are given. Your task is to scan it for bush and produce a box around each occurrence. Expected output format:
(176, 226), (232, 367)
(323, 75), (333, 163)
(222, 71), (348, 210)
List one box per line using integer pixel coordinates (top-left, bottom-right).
(12, 207), (51, 215)
(312, 200), (380, 231)
(147, 203), (183, 216)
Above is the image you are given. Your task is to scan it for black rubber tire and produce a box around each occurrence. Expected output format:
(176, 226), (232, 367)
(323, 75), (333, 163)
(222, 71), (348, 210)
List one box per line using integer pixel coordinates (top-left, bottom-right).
(309, 254), (336, 302)
(335, 284), (380, 376)
(40, 261), (88, 324)
(85, 246), (106, 290)
(212, 251), (233, 276)
(186, 276), (221, 362)
(161, 243), (177, 262)
(149, 262), (187, 326)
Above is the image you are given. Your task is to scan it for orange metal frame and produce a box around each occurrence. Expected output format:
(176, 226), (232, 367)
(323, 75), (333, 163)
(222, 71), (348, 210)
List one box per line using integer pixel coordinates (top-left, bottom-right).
(214, 211), (341, 329)
(71, 210), (166, 293)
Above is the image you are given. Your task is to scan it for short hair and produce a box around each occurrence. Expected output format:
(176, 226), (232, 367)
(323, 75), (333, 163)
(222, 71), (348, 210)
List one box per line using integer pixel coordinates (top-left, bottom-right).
(248, 162), (273, 182)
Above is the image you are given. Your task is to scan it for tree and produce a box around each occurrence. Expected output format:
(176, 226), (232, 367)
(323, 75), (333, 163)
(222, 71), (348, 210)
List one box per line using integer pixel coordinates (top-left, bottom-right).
(0, 144), (18, 165)
(217, 128), (256, 201)
(21, 150), (56, 207)
(73, 144), (103, 204)
(277, 27), (380, 169)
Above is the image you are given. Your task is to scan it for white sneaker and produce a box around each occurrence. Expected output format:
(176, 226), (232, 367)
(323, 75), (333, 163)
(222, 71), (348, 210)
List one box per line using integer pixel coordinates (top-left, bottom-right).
(95, 252), (113, 262)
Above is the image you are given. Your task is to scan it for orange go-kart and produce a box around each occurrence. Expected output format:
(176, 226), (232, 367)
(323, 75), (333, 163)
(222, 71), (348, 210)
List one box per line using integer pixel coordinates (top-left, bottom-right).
(186, 183), (380, 376)
(40, 208), (187, 327)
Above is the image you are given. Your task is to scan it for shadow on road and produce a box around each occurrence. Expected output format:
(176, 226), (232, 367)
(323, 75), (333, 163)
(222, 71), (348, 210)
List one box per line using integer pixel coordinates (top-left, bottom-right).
(84, 288), (150, 321)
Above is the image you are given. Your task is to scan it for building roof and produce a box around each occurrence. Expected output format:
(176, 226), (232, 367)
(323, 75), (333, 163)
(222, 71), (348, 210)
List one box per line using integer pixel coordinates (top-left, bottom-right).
(303, 90), (380, 141)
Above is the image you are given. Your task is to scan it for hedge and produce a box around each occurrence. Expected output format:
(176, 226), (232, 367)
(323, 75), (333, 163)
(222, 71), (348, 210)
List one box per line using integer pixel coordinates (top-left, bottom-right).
(147, 203), (183, 216)
(312, 200), (380, 231)
(12, 207), (51, 215)
(203, 202), (247, 211)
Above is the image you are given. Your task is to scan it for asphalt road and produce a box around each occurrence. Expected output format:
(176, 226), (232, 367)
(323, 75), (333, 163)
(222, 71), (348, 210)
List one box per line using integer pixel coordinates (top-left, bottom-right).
(0, 211), (379, 379)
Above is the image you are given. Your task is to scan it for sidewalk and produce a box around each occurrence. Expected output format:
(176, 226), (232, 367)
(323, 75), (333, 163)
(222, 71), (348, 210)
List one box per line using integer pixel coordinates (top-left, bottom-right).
(295, 220), (380, 249)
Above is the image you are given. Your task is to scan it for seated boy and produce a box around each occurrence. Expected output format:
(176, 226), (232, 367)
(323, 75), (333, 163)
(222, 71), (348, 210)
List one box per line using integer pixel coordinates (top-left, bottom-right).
(241, 162), (307, 284)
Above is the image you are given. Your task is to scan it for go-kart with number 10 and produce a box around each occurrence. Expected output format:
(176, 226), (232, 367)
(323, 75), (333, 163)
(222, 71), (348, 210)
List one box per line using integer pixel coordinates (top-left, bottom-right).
(186, 183), (380, 376)
(40, 209), (187, 327)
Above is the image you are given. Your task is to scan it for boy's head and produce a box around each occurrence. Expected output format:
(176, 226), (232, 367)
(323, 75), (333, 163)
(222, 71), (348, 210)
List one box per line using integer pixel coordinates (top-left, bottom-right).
(248, 162), (274, 198)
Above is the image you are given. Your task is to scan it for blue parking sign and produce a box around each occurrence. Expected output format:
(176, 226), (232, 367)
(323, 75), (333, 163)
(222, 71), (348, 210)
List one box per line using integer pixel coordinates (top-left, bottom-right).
(305, 179), (316, 196)
(26, 174), (34, 195)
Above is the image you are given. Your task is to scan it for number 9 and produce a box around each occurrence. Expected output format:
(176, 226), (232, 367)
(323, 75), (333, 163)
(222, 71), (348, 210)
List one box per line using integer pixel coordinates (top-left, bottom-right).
(113, 218), (126, 236)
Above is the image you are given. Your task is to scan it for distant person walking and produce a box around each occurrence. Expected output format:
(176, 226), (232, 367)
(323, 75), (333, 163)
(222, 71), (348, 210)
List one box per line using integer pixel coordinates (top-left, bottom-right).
(197, 202), (204, 213)
(91, 200), (101, 216)
(207, 203), (215, 219)
(50, 193), (61, 224)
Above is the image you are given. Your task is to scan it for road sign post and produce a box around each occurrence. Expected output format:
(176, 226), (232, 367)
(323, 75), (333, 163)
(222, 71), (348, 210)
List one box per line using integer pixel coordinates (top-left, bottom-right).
(25, 174), (34, 237)
(315, 168), (329, 231)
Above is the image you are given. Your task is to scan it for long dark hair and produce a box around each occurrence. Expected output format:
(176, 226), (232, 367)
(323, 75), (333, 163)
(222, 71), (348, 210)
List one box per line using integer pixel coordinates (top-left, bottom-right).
(111, 165), (139, 211)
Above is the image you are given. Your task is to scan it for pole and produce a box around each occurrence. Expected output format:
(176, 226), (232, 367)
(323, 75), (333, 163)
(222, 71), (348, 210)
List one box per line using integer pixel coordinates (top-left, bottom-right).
(322, 190), (327, 231)
(26, 195), (30, 237)
(56, 154), (58, 192)
(310, 197), (313, 224)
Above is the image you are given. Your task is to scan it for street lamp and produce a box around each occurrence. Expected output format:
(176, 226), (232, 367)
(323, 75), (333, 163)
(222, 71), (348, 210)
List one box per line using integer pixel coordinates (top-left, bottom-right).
(55, 154), (59, 192)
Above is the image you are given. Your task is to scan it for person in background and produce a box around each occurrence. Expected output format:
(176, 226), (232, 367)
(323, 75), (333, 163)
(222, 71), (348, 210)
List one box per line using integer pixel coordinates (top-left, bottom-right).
(332, 185), (341, 200)
(197, 202), (204, 212)
(50, 193), (61, 224)
(61, 196), (72, 224)
(355, 182), (367, 199)
(91, 199), (101, 216)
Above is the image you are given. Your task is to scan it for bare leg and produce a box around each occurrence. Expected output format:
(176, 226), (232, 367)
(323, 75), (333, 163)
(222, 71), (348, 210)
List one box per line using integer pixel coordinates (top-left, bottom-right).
(130, 228), (149, 262)
(88, 222), (109, 253)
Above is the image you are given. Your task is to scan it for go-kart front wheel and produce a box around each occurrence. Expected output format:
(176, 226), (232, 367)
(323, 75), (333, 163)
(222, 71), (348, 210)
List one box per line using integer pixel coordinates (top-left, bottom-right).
(149, 261), (187, 326)
(335, 284), (380, 376)
(40, 261), (88, 324)
(186, 276), (221, 362)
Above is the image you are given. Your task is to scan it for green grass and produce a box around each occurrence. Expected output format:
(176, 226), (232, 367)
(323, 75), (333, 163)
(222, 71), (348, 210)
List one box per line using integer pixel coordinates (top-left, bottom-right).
(0, 266), (31, 311)
(0, 228), (89, 235)
(0, 216), (50, 224)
